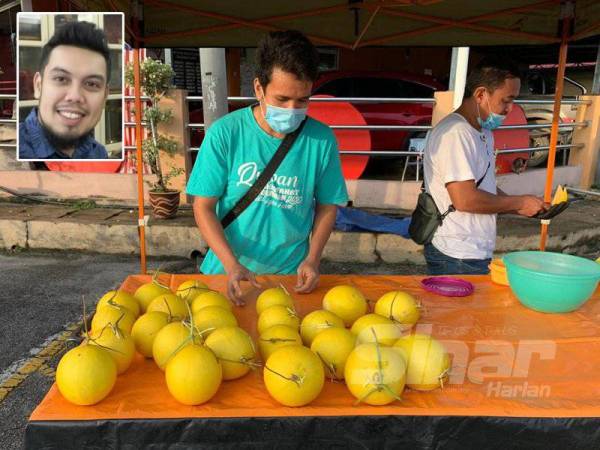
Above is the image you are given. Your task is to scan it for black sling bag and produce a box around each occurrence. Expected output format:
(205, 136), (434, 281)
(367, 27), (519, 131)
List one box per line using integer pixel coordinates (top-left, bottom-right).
(408, 162), (490, 245)
(220, 119), (307, 229)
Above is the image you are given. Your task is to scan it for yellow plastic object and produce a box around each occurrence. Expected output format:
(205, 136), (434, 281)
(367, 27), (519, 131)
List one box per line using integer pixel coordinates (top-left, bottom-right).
(552, 185), (568, 206)
(489, 259), (509, 286)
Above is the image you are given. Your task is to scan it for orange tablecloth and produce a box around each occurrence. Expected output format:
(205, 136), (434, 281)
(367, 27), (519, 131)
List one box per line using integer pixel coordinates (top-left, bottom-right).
(30, 274), (600, 421)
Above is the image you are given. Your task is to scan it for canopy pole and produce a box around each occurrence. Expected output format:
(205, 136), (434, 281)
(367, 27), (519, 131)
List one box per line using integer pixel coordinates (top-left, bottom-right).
(539, 5), (572, 251)
(133, 47), (148, 274)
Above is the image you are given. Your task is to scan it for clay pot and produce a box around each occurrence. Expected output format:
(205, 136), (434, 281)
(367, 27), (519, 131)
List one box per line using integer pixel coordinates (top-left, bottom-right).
(149, 190), (180, 219)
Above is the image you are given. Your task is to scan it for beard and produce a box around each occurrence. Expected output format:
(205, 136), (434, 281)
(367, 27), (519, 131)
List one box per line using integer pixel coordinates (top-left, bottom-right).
(39, 118), (93, 154)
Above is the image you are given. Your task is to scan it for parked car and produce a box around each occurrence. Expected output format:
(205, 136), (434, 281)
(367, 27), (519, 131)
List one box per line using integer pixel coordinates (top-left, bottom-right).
(520, 69), (589, 167)
(189, 70), (532, 179)
(312, 71), (443, 179)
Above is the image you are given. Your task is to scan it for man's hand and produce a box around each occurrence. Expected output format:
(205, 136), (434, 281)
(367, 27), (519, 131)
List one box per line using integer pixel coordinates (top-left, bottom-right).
(516, 195), (548, 217)
(225, 263), (261, 306)
(295, 259), (320, 294)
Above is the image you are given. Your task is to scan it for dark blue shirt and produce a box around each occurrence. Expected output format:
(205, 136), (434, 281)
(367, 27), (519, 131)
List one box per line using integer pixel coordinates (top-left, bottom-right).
(19, 108), (109, 159)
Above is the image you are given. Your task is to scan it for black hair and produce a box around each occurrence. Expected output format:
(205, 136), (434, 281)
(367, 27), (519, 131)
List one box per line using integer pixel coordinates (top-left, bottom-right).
(255, 30), (319, 88)
(464, 57), (521, 98)
(39, 21), (111, 83)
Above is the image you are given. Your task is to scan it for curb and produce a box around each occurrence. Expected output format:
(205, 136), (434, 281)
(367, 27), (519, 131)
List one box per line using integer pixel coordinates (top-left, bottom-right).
(2, 215), (599, 263)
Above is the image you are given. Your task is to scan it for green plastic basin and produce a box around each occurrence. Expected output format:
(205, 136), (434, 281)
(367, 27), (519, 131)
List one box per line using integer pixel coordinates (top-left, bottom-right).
(503, 251), (600, 313)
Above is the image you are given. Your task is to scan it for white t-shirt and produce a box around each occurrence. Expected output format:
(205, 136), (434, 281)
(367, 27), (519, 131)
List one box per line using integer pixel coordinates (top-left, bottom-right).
(423, 113), (497, 260)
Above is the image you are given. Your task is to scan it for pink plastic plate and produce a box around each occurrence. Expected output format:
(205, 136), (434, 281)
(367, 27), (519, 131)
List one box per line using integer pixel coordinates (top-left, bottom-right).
(421, 277), (474, 297)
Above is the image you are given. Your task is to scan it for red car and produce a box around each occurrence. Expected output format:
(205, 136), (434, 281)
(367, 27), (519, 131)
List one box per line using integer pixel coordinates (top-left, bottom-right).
(311, 71), (444, 179)
(190, 70), (529, 179)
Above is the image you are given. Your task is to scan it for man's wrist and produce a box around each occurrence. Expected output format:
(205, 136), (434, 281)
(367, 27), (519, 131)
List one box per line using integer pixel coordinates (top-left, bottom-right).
(222, 258), (241, 274)
(303, 254), (320, 266)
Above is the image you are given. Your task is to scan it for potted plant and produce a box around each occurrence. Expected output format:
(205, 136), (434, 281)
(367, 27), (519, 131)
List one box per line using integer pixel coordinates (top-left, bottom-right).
(125, 58), (183, 219)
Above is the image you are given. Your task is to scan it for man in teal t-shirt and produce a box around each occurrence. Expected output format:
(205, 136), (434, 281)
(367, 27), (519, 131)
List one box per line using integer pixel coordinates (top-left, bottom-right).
(186, 30), (348, 305)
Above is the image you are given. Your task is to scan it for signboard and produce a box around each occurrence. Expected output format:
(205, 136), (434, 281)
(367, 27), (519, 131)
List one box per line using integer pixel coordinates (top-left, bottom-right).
(172, 48), (202, 95)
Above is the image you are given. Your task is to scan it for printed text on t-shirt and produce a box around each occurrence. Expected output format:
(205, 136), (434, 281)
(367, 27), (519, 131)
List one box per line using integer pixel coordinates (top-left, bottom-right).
(236, 161), (303, 209)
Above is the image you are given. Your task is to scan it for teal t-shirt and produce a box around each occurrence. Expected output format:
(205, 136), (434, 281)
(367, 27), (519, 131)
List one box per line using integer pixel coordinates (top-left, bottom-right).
(186, 106), (348, 275)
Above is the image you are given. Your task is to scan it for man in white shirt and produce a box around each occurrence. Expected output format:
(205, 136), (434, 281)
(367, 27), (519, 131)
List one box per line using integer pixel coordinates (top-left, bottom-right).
(423, 58), (547, 275)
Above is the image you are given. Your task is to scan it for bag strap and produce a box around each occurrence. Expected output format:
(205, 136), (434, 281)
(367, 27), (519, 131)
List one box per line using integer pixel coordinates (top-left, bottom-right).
(220, 118), (307, 229)
(424, 160), (491, 218)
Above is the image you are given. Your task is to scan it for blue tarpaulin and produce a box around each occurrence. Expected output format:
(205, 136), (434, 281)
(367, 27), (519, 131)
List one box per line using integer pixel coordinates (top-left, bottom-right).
(335, 207), (411, 238)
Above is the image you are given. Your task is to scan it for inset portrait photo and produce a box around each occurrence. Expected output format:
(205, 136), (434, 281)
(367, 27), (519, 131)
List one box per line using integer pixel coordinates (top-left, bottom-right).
(17, 12), (124, 161)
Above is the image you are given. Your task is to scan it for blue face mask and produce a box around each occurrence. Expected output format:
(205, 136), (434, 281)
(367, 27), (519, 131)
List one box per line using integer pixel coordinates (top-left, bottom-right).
(262, 102), (307, 135)
(477, 97), (506, 130)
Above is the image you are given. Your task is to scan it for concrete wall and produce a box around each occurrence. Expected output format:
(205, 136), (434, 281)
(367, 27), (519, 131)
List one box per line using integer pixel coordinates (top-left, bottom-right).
(0, 166), (583, 209)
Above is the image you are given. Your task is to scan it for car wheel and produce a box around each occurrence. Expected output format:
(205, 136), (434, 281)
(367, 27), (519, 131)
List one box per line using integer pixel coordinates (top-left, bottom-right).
(527, 118), (550, 167)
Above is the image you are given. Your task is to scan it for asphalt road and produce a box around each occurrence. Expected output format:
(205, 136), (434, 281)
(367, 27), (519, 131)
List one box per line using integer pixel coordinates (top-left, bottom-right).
(0, 250), (423, 449)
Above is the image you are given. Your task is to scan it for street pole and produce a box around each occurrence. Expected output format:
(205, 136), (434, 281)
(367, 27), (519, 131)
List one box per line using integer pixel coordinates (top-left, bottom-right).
(449, 47), (469, 110)
(199, 48), (229, 131)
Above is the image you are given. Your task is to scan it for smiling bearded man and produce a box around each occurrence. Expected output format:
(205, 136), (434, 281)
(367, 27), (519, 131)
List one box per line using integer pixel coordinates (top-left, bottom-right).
(19, 21), (110, 160)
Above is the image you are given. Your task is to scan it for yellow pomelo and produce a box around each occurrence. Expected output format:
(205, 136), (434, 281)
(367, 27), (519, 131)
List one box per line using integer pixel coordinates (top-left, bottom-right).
(56, 344), (117, 405)
(300, 309), (345, 346)
(205, 326), (257, 380)
(322, 285), (367, 327)
(345, 343), (406, 406)
(147, 293), (189, 321)
(351, 314), (403, 346)
(374, 291), (420, 327)
(191, 290), (232, 315)
(192, 306), (238, 336)
(153, 321), (200, 370)
(264, 346), (324, 407)
(134, 282), (172, 313)
(393, 334), (450, 391)
(131, 311), (170, 358)
(257, 305), (299, 335)
(258, 325), (303, 361)
(256, 286), (294, 315)
(87, 326), (136, 375)
(175, 279), (210, 303)
(91, 304), (136, 334)
(97, 290), (140, 318)
(165, 344), (222, 405)
(310, 327), (356, 380)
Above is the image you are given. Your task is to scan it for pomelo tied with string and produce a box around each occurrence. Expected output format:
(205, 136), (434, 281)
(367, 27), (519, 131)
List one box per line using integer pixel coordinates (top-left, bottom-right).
(97, 290), (141, 318)
(256, 286), (295, 315)
(322, 285), (367, 327)
(165, 344), (222, 405)
(344, 343), (407, 406)
(56, 344), (117, 406)
(91, 303), (136, 334)
(393, 334), (450, 391)
(258, 325), (303, 361)
(205, 326), (257, 380)
(191, 290), (232, 315)
(192, 305), (238, 336)
(131, 311), (170, 357)
(300, 309), (345, 346)
(257, 305), (300, 335)
(147, 293), (189, 321)
(375, 291), (420, 327)
(310, 327), (356, 380)
(264, 345), (325, 407)
(86, 323), (136, 375)
(351, 314), (404, 346)
(176, 279), (209, 303)
(134, 281), (172, 313)
(152, 321), (202, 370)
